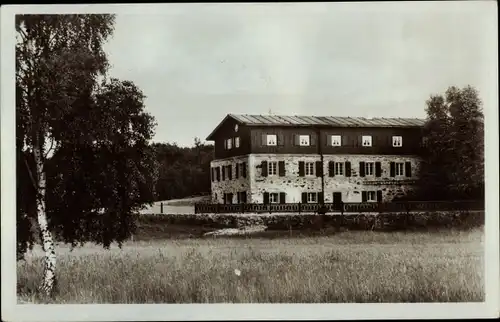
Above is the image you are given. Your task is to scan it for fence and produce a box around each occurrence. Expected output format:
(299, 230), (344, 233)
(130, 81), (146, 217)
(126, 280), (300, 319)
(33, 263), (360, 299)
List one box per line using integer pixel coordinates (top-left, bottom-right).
(194, 200), (484, 214)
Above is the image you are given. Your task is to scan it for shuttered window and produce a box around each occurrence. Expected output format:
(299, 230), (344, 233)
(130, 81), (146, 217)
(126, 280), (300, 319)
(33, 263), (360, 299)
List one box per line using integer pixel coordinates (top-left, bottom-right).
(241, 162), (247, 178)
(299, 135), (310, 146)
(298, 161), (305, 176)
(365, 162), (374, 176)
(328, 161), (335, 177)
(261, 161), (268, 177)
(315, 161), (323, 177)
(278, 161), (286, 176)
(395, 162), (404, 176)
(335, 162), (344, 176)
(269, 193), (279, 203)
(307, 192), (317, 203)
(279, 192), (286, 204)
(405, 162), (412, 177)
(331, 135), (341, 146)
(237, 191), (247, 204)
(262, 134), (277, 146)
(345, 162), (352, 177)
(375, 162), (382, 177)
(305, 162), (314, 176)
(268, 161), (277, 176)
(392, 136), (402, 147)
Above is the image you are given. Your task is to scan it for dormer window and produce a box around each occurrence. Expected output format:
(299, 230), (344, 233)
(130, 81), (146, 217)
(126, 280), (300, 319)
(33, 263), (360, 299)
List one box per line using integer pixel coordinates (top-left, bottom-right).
(392, 136), (403, 147)
(362, 135), (372, 147)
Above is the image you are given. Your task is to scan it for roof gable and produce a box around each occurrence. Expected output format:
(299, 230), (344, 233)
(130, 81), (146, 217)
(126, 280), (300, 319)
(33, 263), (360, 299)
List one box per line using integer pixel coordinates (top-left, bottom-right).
(205, 114), (242, 141)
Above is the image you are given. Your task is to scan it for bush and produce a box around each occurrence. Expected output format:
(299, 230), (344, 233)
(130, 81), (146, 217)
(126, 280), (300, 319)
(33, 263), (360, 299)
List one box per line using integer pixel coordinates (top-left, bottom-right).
(138, 211), (484, 232)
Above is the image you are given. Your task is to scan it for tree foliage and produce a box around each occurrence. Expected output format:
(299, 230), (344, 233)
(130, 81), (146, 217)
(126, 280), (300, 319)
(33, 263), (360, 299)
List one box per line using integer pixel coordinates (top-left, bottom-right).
(412, 85), (484, 200)
(16, 14), (157, 260)
(152, 139), (214, 201)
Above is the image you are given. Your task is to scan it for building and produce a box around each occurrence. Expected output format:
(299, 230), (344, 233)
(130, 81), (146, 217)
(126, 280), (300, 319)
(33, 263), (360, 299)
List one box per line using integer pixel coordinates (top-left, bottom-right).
(206, 114), (426, 204)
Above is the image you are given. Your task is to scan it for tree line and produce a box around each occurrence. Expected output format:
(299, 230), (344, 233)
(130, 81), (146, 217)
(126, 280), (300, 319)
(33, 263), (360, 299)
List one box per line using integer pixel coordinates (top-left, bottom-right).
(150, 139), (214, 202)
(15, 14), (484, 297)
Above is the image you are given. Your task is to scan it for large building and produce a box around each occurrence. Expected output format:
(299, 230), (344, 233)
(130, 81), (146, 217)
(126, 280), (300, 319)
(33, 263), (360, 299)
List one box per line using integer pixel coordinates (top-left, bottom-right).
(206, 114), (426, 204)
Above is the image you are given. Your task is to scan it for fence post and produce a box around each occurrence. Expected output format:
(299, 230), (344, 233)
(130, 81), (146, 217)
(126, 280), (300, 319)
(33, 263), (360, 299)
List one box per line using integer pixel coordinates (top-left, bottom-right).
(160, 202), (163, 214)
(241, 203), (244, 214)
(216, 203), (219, 214)
(298, 202), (302, 214)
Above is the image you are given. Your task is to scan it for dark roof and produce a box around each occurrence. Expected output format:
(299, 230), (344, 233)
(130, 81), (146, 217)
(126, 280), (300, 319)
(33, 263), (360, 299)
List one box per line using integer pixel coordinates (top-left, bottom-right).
(206, 114), (426, 140)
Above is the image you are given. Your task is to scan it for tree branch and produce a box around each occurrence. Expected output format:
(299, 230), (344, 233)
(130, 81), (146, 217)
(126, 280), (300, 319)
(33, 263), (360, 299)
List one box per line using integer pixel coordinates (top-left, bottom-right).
(43, 137), (56, 159)
(17, 27), (28, 43)
(24, 155), (38, 192)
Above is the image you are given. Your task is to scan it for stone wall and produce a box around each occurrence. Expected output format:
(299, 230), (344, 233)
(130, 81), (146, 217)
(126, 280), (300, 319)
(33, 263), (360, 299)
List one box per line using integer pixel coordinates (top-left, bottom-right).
(210, 155), (251, 203)
(248, 154), (421, 203)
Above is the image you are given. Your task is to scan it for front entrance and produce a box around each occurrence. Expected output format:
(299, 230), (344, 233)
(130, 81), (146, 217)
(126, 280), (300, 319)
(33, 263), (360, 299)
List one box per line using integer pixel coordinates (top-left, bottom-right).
(332, 192), (343, 211)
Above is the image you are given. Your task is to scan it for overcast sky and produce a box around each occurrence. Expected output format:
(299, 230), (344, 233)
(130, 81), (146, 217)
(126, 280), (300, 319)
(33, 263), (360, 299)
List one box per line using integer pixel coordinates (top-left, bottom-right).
(102, 2), (495, 147)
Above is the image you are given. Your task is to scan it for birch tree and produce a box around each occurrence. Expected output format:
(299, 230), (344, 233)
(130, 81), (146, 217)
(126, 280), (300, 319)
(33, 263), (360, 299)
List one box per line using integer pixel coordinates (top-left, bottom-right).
(16, 14), (157, 296)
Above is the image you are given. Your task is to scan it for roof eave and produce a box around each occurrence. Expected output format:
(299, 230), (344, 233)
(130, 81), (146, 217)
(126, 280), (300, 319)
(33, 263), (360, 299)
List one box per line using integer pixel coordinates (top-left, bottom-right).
(205, 114), (239, 141)
(242, 123), (425, 129)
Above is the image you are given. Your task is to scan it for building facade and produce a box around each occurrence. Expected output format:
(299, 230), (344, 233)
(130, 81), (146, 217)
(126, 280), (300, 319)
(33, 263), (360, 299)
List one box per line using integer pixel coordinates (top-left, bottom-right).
(206, 114), (425, 204)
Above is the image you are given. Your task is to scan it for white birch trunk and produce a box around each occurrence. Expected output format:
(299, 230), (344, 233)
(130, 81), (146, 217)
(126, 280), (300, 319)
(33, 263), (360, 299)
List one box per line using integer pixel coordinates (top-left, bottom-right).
(33, 143), (57, 296)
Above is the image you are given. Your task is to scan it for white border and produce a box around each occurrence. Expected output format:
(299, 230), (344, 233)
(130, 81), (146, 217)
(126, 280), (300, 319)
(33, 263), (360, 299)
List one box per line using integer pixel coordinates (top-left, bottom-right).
(2, 3), (499, 321)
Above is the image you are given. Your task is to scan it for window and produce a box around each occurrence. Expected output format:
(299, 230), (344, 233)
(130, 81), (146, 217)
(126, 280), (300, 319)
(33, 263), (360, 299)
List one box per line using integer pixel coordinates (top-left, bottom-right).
(266, 134), (277, 146)
(299, 135), (310, 146)
(268, 161), (277, 176)
(366, 191), (376, 202)
(392, 136), (402, 147)
(305, 162), (315, 176)
(362, 135), (372, 147)
(224, 193), (233, 204)
(365, 162), (374, 176)
(307, 192), (317, 203)
(335, 162), (344, 176)
(235, 137), (240, 148)
(331, 135), (342, 146)
(269, 193), (279, 204)
(395, 162), (404, 176)
(239, 162), (246, 177)
(237, 191), (247, 204)
(226, 138), (232, 150)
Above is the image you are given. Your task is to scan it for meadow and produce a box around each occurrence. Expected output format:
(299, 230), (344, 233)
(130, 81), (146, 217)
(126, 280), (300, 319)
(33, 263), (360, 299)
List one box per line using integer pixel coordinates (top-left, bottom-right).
(17, 227), (484, 303)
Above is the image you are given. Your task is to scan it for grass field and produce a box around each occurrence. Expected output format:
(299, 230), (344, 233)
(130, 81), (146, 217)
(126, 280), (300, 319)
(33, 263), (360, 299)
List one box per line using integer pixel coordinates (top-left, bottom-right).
(17, 228), (484, 304)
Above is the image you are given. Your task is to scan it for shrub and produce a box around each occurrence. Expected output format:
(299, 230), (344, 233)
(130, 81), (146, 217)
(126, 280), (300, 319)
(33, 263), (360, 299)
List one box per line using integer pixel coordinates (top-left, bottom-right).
(138, 211), (484, 232)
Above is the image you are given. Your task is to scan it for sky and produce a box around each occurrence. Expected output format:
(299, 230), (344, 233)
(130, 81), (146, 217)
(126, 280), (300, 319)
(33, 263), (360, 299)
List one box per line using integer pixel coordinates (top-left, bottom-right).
(101, 2), (496, 147)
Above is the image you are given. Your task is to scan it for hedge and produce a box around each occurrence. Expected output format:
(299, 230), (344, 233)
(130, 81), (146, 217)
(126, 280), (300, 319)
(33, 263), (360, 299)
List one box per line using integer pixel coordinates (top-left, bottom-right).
(138, 211), (484, 232)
